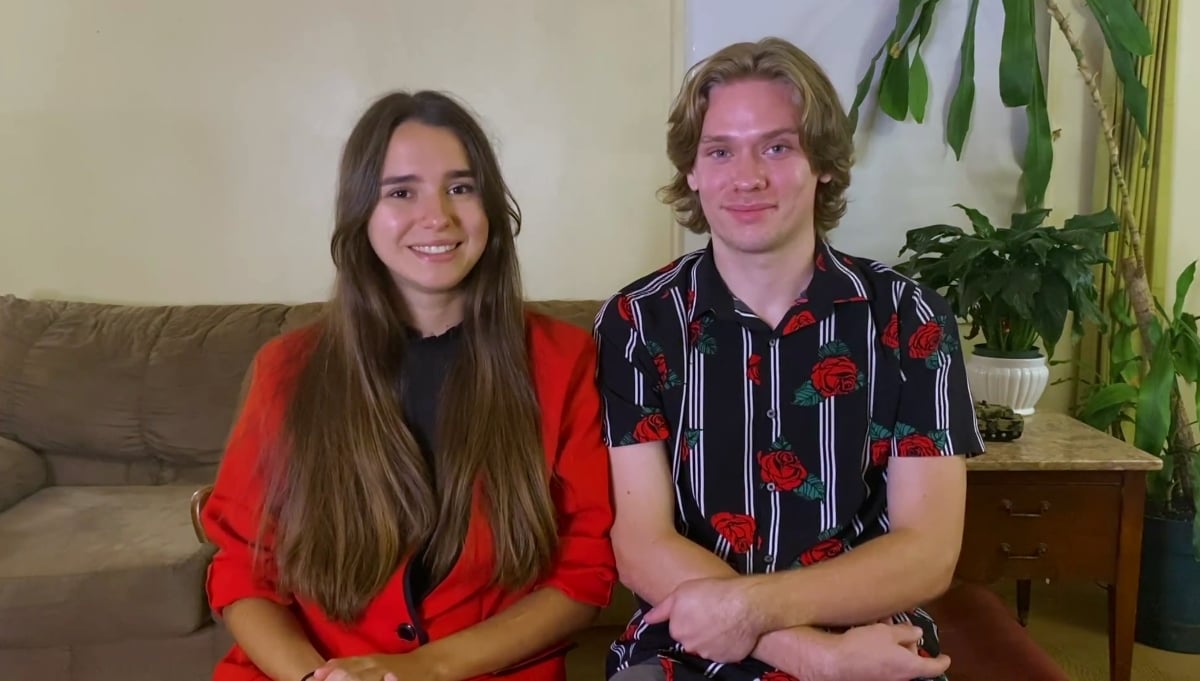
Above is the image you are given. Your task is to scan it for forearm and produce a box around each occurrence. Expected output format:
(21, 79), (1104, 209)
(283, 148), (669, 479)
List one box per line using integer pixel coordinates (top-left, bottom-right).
(618, 532), (835, 672)
(223, 598), (326, 681)
(751, 529), (956, 629)
(412, 587), (597, 681)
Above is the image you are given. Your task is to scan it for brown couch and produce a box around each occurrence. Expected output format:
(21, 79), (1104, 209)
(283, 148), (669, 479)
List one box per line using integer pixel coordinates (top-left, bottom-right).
(0, 294), (1067, 681)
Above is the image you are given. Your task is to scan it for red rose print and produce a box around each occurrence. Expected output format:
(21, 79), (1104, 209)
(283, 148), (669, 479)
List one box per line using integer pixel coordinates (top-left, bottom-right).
(870, 439), (891, 467)
(619, 621), (639, 642)
(653, 354), (669, 384)
(783, 309), (816, 335)
(897, 433), (941, 457)
(815, 252), (827, 271)
(746, 353), (762, 385)
(882, 314), (899, 350)
(917, 647), (932, 658)
(757, 450), (808, 492)
(762, 672), (799, 681)
(711, 512), (757, 553)
(633, 413), (670, 442)
(799, 538), (845, 566)
(618, 295), (635, 326)
(659, 658), (675, 681)
(687, 289), (696, 311)
(908, 320), (943, 359)
(688, 319), (701, 345)
(811, 355), (860, 397)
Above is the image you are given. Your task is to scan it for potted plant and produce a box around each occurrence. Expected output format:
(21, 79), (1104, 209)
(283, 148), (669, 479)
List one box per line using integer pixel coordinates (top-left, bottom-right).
(854, 0), (1200, 652)
(894, 205), (1116, 414)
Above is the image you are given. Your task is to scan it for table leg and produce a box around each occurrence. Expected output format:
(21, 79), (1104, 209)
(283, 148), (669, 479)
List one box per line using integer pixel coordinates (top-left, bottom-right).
(1110, 472), (1147, 681)
(1016, 580), (1031, 626)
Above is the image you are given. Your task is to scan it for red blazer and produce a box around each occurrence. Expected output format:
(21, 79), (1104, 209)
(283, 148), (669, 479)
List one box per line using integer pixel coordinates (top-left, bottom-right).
(201, 312), (617, 681)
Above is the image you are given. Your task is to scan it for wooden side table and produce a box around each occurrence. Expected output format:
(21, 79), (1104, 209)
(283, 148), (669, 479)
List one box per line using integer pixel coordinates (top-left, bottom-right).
(955, 412), (1162, 681)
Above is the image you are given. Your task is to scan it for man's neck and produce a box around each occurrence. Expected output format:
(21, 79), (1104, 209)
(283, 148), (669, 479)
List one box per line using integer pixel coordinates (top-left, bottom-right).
(712, 231), (817, 330)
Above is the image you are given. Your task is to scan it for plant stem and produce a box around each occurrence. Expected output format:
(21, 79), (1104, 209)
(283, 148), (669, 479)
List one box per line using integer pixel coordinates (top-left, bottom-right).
(1044, 0), (1197, 499)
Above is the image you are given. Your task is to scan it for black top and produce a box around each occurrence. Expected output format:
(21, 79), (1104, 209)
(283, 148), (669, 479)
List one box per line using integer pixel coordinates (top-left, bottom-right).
(594, 240), (985, 680)
(398, 324), (463, 602)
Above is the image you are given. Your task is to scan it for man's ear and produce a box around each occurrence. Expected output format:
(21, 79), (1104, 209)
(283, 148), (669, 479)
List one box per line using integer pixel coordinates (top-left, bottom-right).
(687, 171), (699, 192)
(819, 173), (832, 184)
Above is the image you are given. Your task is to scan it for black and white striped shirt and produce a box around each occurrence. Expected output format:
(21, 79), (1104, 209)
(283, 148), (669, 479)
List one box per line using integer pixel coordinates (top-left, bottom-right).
(594, 239), (985, 680)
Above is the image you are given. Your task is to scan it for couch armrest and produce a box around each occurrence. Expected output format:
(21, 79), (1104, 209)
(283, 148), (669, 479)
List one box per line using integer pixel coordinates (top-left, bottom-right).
(0, 436), (47, 513)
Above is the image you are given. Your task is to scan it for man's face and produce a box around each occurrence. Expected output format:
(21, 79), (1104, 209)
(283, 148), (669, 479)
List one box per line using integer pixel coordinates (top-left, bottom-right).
(687, 78), (829, 256)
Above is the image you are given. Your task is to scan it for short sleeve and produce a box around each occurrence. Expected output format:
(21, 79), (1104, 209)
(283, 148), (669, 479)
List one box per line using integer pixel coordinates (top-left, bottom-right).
(593, 294), (670, 447)
(201, 340), (295, 615)
(891, 284), (986, 458)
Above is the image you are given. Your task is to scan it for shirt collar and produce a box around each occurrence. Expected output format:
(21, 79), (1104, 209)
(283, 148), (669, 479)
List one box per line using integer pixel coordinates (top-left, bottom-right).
(688, 238), (871, 324)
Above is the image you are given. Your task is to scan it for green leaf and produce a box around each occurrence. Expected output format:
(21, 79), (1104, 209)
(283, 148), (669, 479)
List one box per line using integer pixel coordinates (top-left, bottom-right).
(1133, 336), (1176, 457)
(925, 354), (942, 370)
(954, 204), (997, 237)
(930, 429), (950, 452)
(1022, 50), (1052, 209)
(869, 422), (894, 440)
(909, 52), (930, 123)
(1172, 261), (1197, 322)
(879, 51), (911, 121)
(1033, 272), (1070, 352)
(947, 0), (981, 160)
(793, 381), (822, 407)
(1084, 0), (1154, 56)
(894, 422), (918, 438)
(795, 476), (827, 502)
(1173, 330), (1199, 385)
(999, 0), (1036, 106)
(697, 336), (717, 355)
(1064, 208), (1121, 232)
(1085, 0), (1150, 138)
(1011, 209), (1052, 232)
(891, 0), (931, 47)
(900, 224), (966, 255)
(1001, 268), (1041, 319)
(771, 436), (792, 451)
(1078, 383), (1138, 421)
(848, 43), (888, 132)
(818, 340), (852, 358)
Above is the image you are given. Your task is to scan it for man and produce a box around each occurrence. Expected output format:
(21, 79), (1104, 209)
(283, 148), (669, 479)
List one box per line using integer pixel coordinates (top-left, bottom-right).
(593, 37), (986, 681)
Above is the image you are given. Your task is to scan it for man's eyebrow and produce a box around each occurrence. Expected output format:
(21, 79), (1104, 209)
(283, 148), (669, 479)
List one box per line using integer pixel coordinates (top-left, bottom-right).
(380, 169), (474, 186)
(698, 128), (800, 144)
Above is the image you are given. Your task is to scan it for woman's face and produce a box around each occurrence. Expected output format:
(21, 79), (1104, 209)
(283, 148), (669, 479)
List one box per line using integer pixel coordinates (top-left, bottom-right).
(366, 121), (489, 308)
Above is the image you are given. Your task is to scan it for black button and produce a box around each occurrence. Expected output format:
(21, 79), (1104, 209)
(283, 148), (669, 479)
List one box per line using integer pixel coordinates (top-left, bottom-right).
(397, 623), (417, 641)
(763, 553), (775, 564)
(766, 409), (777, 419)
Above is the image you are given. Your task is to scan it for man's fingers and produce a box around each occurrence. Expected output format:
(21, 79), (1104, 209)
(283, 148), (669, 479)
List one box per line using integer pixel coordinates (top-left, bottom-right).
(642, 594), (673, 624)
(911, 653), (952, 677)
(892, 625), (925, 646)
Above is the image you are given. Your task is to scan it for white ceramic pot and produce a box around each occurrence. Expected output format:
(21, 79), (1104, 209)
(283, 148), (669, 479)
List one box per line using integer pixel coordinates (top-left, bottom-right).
(964, 346), (1049, 416)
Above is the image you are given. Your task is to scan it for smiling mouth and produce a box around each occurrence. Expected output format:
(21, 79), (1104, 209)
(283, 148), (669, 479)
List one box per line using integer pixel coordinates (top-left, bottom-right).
(410, 243), (460, 255)
(726, 204), (775, 212)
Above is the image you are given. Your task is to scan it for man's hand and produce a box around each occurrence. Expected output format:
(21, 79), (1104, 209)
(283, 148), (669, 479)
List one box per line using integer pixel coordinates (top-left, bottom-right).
(643, 576), (766, 662)
(810, 623), (951, 681)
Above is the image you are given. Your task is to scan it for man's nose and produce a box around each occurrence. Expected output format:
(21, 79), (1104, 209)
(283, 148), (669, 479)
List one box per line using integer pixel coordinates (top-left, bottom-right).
(732, 155), (766, 191)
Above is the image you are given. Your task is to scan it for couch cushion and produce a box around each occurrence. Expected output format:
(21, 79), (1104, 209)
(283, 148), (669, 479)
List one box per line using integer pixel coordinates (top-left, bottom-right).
(0, 295), (322, 475)
(0, 436), (46, 512)
(0, 485), (215, 647)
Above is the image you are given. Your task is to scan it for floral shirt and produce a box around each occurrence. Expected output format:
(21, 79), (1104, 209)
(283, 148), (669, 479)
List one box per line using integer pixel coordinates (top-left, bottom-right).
(593, 240), (985, 681)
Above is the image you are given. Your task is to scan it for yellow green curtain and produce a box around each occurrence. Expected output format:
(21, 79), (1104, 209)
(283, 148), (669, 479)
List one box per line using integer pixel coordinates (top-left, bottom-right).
(1084, 0), (1176, 393)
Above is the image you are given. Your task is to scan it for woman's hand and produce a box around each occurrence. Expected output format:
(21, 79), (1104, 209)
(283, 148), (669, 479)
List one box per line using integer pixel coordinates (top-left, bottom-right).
(311, 652), (441, 681)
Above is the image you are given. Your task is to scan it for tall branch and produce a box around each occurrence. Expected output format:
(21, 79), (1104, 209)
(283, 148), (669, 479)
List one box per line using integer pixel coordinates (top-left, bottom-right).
(1044, 0), (1195, 503)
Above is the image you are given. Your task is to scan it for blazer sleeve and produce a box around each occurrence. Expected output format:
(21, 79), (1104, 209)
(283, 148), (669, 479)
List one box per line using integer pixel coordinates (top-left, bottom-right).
(537, 335), (618, 608)
(202, 338), (296, 616)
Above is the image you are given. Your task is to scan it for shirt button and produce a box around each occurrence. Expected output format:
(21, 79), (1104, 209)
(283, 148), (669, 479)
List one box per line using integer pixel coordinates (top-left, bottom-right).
(763, 554), (776, 564)
(767, 408), (777, 419)
(396, 623), (417, 641)
(769, 338), (778, 347)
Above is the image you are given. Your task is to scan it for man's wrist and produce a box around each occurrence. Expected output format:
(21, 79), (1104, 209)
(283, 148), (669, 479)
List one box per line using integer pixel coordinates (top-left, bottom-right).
(754, 627), (838, 681)
(742, 573), (788, 632)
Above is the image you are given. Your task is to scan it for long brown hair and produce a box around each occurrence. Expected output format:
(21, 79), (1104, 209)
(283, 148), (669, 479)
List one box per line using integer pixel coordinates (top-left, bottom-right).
(259, 91), (558, 622)
(660, 37), (854, 236)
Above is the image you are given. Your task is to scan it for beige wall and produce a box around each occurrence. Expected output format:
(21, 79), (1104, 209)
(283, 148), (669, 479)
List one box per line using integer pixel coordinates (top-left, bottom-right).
(1166, 1), (1200, 318)
(0, 0), (681, 305)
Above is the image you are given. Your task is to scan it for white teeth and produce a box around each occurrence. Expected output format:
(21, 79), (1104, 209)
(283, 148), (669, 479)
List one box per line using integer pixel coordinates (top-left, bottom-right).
(411, 244), (457, 254)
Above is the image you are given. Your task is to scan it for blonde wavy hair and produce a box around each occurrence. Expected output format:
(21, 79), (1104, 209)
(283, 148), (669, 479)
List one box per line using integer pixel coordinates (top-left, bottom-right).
(661, 37), (854, 236)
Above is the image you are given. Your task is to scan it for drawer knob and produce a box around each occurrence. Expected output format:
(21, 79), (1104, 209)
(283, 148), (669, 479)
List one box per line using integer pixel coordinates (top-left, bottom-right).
(1000, 542), (1048, 560)
(1001, 499), (1051, 517)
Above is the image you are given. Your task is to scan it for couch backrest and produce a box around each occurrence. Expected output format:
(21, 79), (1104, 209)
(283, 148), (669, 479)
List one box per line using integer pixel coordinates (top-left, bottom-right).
(0, 295), (602, 486)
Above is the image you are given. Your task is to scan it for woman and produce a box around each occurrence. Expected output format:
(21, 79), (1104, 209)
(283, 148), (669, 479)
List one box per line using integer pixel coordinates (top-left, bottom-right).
(201, 90), (616, 681)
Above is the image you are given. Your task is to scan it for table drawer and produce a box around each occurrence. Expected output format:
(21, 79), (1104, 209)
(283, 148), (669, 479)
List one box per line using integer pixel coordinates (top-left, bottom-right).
(957, 482), (1121, 583)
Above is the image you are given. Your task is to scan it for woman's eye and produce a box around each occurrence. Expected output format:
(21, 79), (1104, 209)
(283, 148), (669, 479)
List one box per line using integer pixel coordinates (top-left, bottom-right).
(388, 188), (411, 199)
(449, 183), (476, 195)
